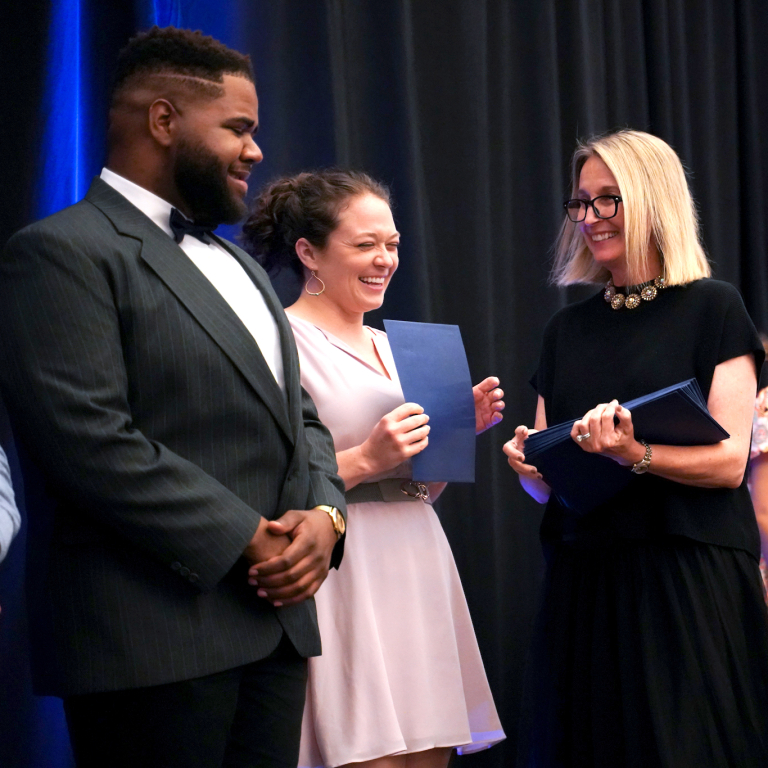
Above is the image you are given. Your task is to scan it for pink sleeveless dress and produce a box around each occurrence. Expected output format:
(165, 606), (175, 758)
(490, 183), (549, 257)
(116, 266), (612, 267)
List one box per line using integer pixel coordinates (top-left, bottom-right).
(288, 314), (505, 767)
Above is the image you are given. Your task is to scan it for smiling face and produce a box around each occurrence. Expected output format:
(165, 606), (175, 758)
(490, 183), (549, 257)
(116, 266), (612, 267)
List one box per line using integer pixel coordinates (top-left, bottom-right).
(173, 74), (262, 225)
(577, 155), (627, 277)
(310, 194), (399, 316)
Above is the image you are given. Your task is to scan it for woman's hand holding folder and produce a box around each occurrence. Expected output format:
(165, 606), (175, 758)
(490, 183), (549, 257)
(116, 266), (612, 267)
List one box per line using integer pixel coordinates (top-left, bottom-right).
(504, 420), (551, 505)
(569, 399), (647, 467)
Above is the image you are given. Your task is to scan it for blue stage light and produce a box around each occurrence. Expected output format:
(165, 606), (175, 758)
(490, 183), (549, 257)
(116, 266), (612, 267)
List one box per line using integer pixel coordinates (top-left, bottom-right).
(36, 0), (91, 219)
(138, 0), (183, 27)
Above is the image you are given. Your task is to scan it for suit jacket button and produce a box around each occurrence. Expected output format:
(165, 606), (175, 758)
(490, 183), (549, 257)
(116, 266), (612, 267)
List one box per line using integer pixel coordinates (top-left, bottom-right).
(188, 573), (199, 583)
(179, 566), (190, 577)
(171, 561), (182, 571)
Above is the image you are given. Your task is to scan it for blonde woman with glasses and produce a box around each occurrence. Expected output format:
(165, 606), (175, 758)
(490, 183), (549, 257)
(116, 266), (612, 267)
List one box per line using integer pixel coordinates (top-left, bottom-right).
(505, 130), (768, 767)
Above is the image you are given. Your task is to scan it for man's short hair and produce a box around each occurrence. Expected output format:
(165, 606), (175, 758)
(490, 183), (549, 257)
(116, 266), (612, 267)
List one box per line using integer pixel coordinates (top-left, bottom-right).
(112, 26), (254, 102)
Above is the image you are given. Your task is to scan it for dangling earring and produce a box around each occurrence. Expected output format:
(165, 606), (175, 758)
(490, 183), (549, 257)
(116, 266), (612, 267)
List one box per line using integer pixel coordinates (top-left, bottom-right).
(305, 270), (325, 296)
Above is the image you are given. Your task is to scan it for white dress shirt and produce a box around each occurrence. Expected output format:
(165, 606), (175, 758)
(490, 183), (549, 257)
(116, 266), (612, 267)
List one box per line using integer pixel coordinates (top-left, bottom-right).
(100, 168), (285, 390)
(0, 446), (20, 563)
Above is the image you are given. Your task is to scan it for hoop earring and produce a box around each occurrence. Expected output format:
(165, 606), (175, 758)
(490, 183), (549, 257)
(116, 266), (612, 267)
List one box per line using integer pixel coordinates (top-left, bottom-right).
(305, 270), (325, 296)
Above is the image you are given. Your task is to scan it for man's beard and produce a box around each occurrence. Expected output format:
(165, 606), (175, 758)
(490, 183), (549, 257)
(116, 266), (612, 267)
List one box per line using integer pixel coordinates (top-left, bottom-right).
(174, 138), (247, 227)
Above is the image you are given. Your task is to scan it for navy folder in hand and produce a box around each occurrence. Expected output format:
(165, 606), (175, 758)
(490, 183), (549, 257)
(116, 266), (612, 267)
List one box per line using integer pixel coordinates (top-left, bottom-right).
(523, 379), (729, 514)
(384, 320), (476, 483)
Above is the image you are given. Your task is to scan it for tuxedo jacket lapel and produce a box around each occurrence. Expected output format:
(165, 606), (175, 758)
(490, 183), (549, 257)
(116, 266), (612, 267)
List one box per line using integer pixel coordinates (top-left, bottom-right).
(86, 179), (294, 444)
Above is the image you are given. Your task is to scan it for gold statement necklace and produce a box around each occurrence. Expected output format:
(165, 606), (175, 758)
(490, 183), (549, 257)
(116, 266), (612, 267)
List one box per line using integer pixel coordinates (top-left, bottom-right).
(604, 276), (666, 310)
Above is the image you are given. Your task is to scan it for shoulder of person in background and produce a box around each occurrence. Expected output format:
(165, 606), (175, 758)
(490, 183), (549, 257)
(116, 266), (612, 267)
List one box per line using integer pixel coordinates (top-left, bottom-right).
(0, 443), (20, 564)
(751, 387), (768, 461)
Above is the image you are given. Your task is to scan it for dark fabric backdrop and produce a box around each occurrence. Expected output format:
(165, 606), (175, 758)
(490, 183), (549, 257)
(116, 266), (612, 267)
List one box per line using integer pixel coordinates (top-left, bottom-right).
(1, 2), (767, 766)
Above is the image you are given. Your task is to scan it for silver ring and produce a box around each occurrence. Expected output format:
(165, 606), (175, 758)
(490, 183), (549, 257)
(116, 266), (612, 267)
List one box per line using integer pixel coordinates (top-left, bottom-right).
(576, 432), (591, 443)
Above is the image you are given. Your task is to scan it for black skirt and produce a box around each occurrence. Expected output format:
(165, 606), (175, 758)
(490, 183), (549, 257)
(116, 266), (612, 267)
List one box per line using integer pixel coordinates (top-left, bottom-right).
(517, 536), (768, 768)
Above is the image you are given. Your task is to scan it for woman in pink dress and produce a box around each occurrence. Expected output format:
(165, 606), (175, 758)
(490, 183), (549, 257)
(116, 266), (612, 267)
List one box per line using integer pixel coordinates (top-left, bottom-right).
(242, 170), (505, 768)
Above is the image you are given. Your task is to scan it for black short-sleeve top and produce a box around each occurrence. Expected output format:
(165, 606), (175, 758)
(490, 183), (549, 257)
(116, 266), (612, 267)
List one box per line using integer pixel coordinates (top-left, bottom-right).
(532, 278), (765, 558)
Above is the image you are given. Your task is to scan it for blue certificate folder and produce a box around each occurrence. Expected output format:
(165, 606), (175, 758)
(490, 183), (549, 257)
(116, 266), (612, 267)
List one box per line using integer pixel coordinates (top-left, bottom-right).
(383, 320), (476, 482)
(524, 379), (729, 514)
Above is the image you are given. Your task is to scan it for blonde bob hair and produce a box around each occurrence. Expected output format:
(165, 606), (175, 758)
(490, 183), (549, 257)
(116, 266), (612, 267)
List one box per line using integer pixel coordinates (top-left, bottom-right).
(551, 130), (711, 287)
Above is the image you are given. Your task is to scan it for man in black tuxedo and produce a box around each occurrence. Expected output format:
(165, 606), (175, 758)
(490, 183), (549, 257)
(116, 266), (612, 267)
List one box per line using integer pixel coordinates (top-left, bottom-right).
(0, 27), (346, 768)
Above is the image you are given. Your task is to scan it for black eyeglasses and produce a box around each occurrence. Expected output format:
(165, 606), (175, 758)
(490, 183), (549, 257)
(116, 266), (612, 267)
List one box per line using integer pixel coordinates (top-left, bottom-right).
(563, 195), (622, 223)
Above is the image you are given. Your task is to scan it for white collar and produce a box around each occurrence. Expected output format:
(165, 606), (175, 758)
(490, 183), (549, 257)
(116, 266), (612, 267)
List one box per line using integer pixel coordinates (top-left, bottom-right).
(100, 167), (175, 239)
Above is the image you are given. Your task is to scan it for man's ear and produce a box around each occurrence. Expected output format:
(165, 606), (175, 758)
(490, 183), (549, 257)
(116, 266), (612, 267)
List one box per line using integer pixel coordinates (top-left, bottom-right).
(148, 99), (178, 147)
(295, 238), (321, 271)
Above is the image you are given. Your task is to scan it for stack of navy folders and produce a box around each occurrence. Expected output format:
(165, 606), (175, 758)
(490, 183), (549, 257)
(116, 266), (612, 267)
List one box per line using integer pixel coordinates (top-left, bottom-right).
(523, 379), (729, 515)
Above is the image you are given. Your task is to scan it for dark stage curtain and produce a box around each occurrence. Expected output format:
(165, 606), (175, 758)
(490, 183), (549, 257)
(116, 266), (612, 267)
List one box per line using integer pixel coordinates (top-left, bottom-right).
(2, 2), (767, 766)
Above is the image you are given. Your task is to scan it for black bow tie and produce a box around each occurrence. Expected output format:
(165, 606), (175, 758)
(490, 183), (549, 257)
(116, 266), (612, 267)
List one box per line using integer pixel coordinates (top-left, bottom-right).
(169, 208), (215, 245)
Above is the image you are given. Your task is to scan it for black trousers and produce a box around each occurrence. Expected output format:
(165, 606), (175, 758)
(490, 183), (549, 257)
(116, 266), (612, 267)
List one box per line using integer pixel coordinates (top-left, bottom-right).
(63, 635), (308, 768)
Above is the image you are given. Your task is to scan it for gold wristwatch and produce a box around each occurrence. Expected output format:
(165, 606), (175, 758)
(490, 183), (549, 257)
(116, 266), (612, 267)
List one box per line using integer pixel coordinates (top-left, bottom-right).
(631, 440), (652, 474)
(316, 504), (345, 539)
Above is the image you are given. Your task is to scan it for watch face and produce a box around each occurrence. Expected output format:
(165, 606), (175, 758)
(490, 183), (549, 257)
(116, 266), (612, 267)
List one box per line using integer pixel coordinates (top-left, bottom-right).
(633, 463), (649, 475)
(336, 513), (346, 536)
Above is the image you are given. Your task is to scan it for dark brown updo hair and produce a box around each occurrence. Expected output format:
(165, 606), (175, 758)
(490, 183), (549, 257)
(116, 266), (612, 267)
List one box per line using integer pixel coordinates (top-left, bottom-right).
(242, 169), (391, 278)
